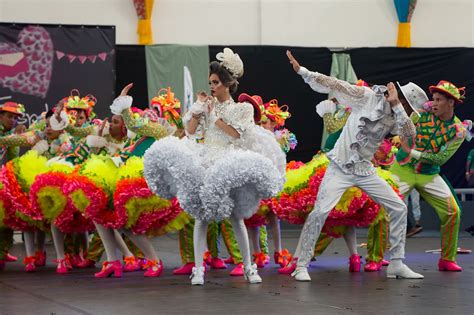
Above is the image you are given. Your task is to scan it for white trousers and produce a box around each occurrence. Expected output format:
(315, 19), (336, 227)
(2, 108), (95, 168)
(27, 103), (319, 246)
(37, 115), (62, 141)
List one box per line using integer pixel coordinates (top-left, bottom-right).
(295, 162), (408, 267)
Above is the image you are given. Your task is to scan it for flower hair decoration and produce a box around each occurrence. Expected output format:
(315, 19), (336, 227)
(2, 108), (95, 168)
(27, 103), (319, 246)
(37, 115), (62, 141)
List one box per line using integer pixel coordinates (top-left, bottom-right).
(264, 99), (291, 128)
(216, 48), (244, 78)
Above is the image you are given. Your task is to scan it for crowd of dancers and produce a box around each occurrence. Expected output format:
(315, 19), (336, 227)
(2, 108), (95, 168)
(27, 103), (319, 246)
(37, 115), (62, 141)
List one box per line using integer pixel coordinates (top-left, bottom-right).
(0, 48), (469, 285)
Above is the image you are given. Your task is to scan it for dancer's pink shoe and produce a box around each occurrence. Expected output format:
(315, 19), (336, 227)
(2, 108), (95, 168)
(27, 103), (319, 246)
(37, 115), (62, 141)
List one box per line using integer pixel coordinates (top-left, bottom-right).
(70, 254), (83, 268)
(278, 258), (297, 274)
(203, 251), (213, 266)
(209, 257), (227, 269)
(55, 258), (69, 274)
(438, 259), (462, 272)
(94, 260), (123, 278)
(123, 256), (142, 272)
(274, 249), (292, 268)
(144, 259), (163, 277)
(381, 259), (390, 266)
(253, 252), (267, 268)
(364, 261), (382, 272)
(224, 257), (236, 265)
(229, 263), (244, 276)
(5, 253), (18, 262)
(34, 251), (46, 267)
(76, 258), (96, 268)
(173, 262), (195, 275)
(348, 254), (361, 272)
(24, 256), (36, 272)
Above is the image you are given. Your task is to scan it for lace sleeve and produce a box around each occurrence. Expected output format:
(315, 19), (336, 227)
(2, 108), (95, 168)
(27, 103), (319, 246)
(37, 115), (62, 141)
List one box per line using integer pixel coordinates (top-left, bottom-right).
(221, 103), (255, 136)
(298, 67), (367, 108)
(391, 104), (416, 139)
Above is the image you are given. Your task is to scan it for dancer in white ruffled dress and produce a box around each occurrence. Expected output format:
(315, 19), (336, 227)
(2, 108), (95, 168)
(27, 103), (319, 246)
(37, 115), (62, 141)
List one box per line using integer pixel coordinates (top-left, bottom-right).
(144, 48), (286, 285)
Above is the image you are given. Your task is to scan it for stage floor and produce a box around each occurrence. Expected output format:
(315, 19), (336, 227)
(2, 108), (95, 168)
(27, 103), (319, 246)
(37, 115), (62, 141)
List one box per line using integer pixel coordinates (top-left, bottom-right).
(1, 230), (473, 315)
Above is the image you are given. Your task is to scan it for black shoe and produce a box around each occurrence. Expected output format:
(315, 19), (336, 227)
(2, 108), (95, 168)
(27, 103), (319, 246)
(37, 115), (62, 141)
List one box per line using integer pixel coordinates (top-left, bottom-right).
(406, 225), (423, 238)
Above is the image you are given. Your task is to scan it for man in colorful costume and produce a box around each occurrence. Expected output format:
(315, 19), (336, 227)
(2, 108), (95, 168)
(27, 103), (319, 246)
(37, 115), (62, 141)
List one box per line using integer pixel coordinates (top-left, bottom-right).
(391, 80), (469, 272)
(0, 101), (25, 270)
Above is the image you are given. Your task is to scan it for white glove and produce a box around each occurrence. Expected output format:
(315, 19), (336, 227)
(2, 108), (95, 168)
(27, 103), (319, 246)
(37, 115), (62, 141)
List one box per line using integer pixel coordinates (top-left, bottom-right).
(86, 135), (108, 148)
(189, 100), (208, 116)
(127, 129), (137, 139)
(111, 156), (123, 167)
(156, 117), (177, 136)
(46, 156), (73, 167)
(31, 139), (49, 154)
(315, 99), (337, 117)
(110, 95), (133, 115)
(50, 111), (69, 131)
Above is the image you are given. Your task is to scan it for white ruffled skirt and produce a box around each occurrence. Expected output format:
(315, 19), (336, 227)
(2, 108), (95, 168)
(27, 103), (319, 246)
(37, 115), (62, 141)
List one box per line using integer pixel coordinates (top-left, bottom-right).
(144, 129), (285, 222)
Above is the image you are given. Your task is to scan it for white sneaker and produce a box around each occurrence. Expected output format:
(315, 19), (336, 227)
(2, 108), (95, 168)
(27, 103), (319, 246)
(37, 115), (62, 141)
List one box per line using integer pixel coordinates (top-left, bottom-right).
(291, 266), (311, 281)
(387, 263), (424, 279)
(244, 263), (262, 284)
(190, 266), (205, 285)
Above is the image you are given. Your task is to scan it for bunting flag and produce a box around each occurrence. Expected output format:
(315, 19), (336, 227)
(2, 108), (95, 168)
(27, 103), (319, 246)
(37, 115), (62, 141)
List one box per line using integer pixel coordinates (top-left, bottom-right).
(55, 49), (115, 63)
(133, 0), (155, 45)
(394, 0), (418, 48)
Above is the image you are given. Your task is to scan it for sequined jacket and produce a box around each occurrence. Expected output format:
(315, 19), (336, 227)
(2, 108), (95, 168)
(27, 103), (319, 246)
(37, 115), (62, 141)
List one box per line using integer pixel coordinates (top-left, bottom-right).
(396, 111), (466, 175)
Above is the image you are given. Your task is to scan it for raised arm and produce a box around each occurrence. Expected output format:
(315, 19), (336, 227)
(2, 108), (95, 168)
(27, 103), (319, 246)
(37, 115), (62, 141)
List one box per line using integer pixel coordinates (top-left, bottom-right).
(110, 83), (168, 140)
(287, 50), (368, 109)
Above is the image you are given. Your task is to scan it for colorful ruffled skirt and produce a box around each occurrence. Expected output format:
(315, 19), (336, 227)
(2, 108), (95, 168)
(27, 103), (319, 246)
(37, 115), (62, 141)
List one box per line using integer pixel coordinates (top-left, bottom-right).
(78, 155), (188, 235)
(113, 156), (189, 236)
(0, 151), (48, 231)
(28, 154), (96, 233)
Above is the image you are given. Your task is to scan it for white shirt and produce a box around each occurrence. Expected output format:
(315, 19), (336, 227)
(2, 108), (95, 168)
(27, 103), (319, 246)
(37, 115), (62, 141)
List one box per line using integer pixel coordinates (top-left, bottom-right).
(298, 66), (414, 176)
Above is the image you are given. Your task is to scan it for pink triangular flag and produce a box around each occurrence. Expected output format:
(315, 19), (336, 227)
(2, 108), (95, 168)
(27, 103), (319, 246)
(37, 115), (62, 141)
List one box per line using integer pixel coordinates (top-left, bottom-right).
(98, 52), (107, 61)
(78, 55), (87, 64)
(56, 51), (65, 60)
(87, 55), (97, 63)
(67, 54), (77, 63)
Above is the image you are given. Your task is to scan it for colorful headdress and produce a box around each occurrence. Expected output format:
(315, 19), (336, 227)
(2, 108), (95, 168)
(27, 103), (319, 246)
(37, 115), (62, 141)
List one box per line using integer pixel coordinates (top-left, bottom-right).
(63, 89), (97, 120)
(0, 101), (25, 116)
(263, 99), (291, 128)
(150, 87), (183, 129)
(429, 80), (465, 104)
(216, 48), (244, 78)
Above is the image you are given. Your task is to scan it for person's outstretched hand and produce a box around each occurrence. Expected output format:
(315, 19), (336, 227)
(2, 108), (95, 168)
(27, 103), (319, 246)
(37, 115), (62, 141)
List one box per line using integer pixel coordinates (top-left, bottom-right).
(286, 50), (301, 73)
(386, 82), (401, 107)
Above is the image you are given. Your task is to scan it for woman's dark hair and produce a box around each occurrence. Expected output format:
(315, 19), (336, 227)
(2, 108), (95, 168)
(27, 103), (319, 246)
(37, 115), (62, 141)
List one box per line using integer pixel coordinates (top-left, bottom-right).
(74, 108), (89, 120)
(209, 61), (240, 94)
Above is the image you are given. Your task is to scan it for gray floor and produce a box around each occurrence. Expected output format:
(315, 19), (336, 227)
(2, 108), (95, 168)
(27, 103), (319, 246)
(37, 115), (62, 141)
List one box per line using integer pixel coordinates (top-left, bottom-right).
(0, 230), (473, 315)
